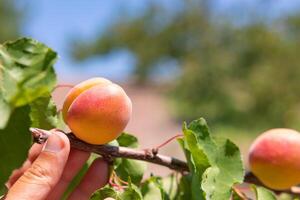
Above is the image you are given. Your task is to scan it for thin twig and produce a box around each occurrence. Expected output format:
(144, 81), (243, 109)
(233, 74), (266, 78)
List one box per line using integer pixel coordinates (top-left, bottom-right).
(151, 134), (183, 155)
(54, 84), (74, 90)
(232, 186), (250, 200)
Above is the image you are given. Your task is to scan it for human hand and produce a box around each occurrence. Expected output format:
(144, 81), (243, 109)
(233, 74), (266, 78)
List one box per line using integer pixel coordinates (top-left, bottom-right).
(4, 130), (109, 200)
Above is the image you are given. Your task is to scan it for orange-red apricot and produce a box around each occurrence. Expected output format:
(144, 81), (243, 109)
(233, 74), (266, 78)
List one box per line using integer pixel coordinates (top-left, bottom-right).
(62, 78), (132, 144)
(249, 128), (300, 190)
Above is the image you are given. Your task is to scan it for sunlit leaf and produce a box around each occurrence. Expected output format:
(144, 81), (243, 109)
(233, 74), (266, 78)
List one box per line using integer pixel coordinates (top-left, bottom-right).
(182, 118), (244, 200)
(0, 37), (57, 128)
(30, 95), (58, 129)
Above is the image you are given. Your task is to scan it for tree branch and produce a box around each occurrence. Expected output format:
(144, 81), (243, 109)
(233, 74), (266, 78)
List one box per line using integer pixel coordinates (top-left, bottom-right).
(30, 128), (300, 196)
(30, 128), (189, 172)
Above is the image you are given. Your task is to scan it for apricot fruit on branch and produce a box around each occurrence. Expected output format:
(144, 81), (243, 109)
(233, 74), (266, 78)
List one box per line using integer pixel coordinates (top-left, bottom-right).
(249, 128), (300, 190)
(62, 77), (132, 144)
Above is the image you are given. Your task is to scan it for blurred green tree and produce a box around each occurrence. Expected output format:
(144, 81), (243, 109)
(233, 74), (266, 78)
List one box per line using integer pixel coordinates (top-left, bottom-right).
(72, 1), (300, 130)
(0, 0), (20, 42)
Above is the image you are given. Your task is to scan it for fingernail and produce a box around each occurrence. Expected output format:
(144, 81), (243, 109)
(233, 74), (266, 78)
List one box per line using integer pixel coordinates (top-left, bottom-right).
(43, 132), (64, 152)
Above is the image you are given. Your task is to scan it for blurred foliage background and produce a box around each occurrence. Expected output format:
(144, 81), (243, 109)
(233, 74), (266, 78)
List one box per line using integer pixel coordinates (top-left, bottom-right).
(72, 0), (300, 131)
(0, 0), (20, 42)
(1, 0), (300, 133)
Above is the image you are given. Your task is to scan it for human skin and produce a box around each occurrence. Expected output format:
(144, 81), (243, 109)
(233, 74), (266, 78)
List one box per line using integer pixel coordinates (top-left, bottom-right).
(249, 128), (300, 190)
(5, 130), (108, 200)
(63, 78), (132, 144)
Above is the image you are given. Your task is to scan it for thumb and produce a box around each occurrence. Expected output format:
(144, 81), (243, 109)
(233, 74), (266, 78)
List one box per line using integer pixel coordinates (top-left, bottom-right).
(6, 131), (70, 200)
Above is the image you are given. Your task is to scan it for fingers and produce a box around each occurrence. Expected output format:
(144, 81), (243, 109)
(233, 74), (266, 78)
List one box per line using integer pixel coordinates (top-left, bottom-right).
(6, 143), (43, 188)
(46, 148), (90, 200)
(68, 158), (109, 200)
(6, 131), (70, 200)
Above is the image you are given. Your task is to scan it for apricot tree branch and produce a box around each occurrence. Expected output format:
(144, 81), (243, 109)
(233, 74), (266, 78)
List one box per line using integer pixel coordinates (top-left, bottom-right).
(29, 128), (300, 196)
(30, 128), (189, 172)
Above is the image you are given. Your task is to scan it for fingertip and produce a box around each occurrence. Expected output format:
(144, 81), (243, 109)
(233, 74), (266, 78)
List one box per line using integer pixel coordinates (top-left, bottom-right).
(51, 130), (70, 151)
(6, 131), (71, 200)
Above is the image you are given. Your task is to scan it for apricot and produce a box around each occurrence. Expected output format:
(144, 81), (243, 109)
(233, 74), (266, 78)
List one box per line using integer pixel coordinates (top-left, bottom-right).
(62, 78), (132, 144)
(249, 128), (300, 190)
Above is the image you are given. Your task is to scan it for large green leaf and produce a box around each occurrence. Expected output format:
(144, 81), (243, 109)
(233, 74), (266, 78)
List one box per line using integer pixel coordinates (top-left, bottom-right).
(115, 133), (147, 185)
(182, 118), (244, 200)
(201, 138), (244, 199)
(0, 38), (57, 128)
(0, 106), (32, 188)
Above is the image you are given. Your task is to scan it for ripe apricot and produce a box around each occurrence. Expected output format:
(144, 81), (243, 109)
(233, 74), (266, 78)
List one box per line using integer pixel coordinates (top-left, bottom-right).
(62, 78), (132, 144)
(249, 128), (300, 190)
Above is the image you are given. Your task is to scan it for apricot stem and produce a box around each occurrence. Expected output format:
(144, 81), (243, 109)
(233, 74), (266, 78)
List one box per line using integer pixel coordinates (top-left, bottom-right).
(108, 171), (127, 191)
(232, 186), (249, 200)
(113, 171), (128, 185)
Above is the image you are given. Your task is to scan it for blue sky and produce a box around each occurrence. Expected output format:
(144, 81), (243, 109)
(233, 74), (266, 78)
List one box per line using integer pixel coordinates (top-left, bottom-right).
(16, 0), (300, 83)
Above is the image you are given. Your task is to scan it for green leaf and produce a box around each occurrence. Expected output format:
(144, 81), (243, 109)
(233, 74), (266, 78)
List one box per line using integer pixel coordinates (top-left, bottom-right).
(90, 185), (118, 200)
(0, 94), (11, 129)
(0, 37), (57, 128)
(90, 181), (143, 200)
(115, 158), (147, 185)
(0, 106), (32, 189)
(0, 183), (7, 197)
(142, 179), (161, 200)
(183, 118), (245, 200)
(119, 180), (143, 200)
(141, 176), (170, 200)
(116, 133), (147, 185)
(201, 138), (244, 200)
(177, 175), (193, 200)
(252, 185), (277, 200)
(117, 132), (138, 148)
(177, 138), (194, 172)
(30, 95), (58, 129)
